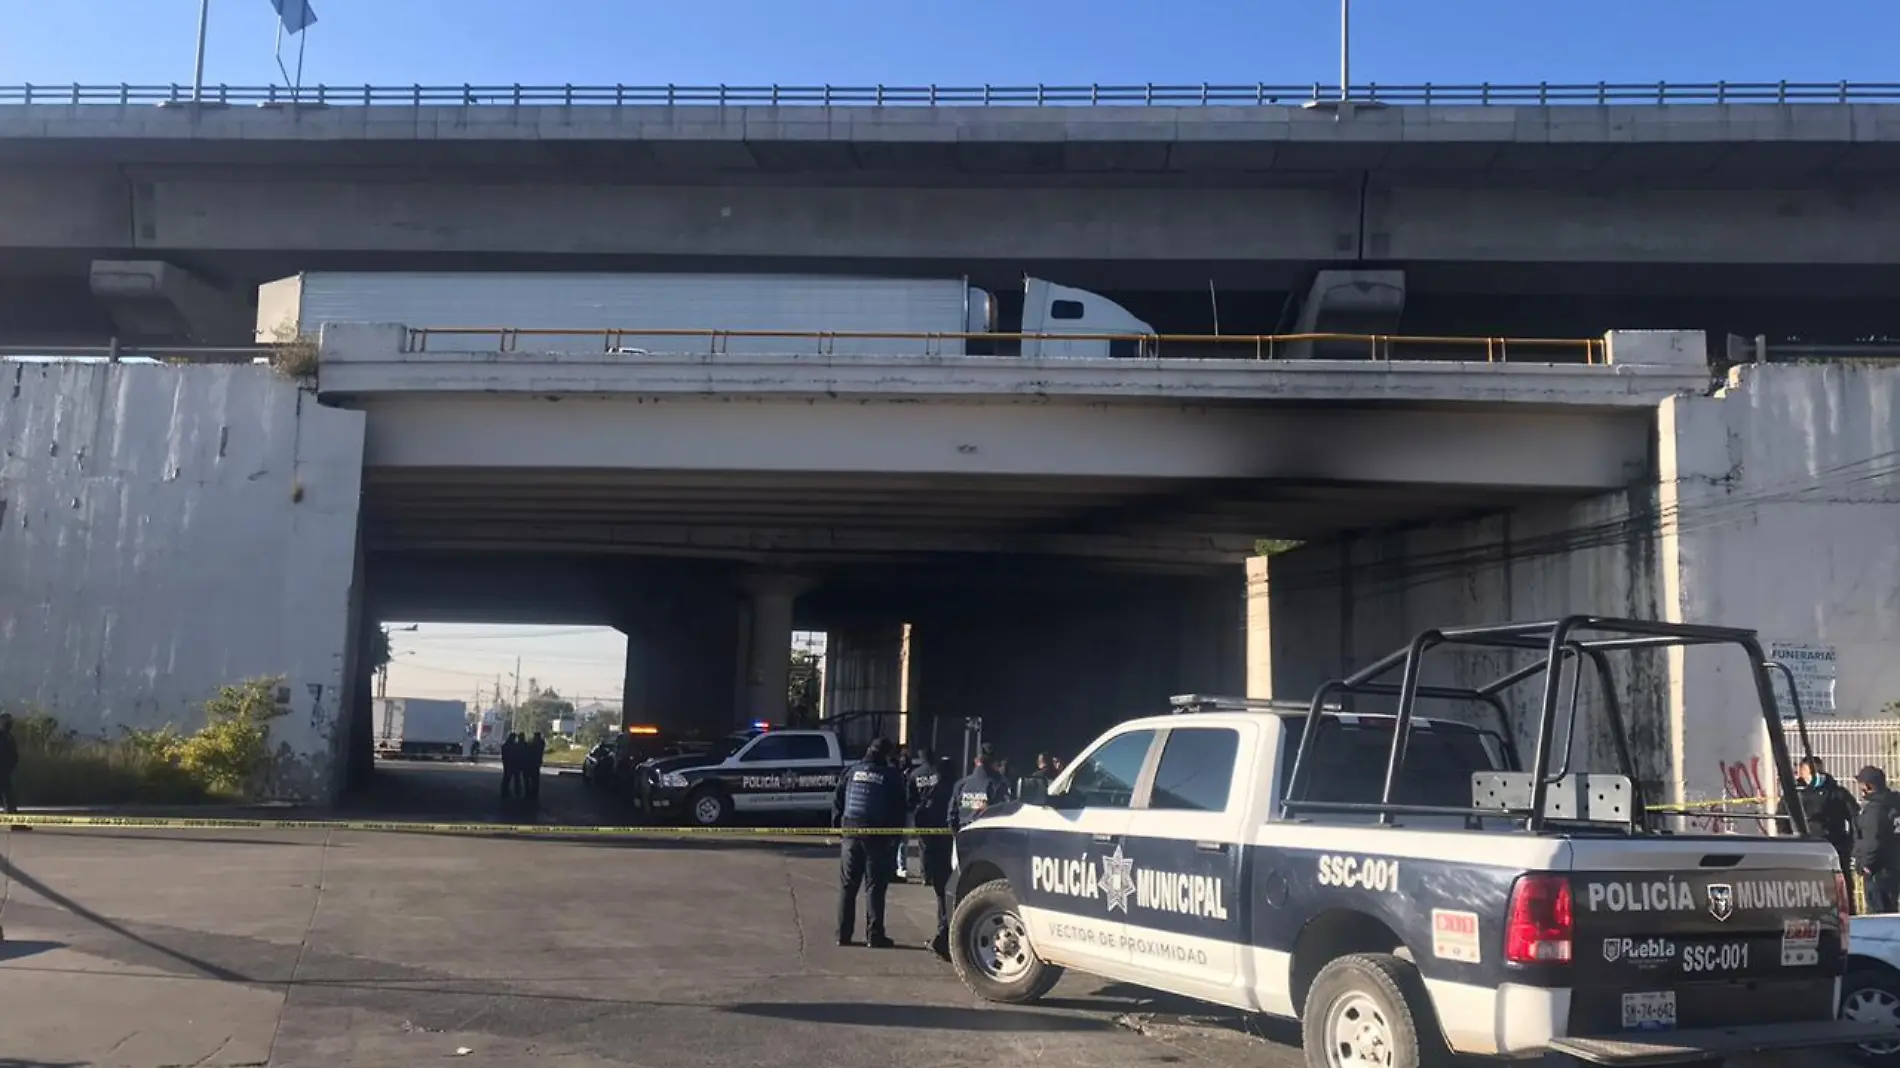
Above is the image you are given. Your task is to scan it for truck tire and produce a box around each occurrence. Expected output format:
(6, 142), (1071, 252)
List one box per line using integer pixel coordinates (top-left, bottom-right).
(685, 787), (731, 827)
(1301, 953), (1444, 1068)
(949, 878), (1062, 1004)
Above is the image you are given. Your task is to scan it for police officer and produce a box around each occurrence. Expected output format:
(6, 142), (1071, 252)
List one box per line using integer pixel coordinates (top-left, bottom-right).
(832, 737), (907, 947)
(1855, 766), (1900, 913)
(950, 743), (1011, 834)
(908, 749), (956, 959)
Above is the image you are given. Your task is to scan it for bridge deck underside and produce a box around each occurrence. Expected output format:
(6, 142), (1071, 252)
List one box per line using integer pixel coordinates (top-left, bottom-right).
(362, 467), (1564, 572)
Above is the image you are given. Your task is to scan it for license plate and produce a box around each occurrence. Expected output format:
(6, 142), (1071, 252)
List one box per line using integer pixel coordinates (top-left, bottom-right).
(1621, 991), (1677, 1031)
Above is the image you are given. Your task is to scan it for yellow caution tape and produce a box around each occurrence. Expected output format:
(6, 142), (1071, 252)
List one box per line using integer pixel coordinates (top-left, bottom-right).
(1646, 797), (1772, 812)
(0, 814), (948, 836)
(0, 798), (1777, 836)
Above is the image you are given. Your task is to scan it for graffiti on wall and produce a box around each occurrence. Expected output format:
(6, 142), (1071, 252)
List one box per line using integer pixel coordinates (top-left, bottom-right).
(1682, 756), (1770, 834)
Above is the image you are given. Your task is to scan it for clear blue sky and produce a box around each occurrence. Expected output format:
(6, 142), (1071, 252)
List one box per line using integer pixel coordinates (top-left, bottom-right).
(0, 0), (1894, 89)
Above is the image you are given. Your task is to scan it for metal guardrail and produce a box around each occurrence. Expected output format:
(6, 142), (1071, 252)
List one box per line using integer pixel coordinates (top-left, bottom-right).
(1, 81), (1898, 109)
(404, 326), (1605, 363)
(0, 342), (271, 364)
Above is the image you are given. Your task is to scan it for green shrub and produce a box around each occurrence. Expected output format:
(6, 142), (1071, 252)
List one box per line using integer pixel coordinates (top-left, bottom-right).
(176, 677), (288, 795)
(7, 676), (289, 806)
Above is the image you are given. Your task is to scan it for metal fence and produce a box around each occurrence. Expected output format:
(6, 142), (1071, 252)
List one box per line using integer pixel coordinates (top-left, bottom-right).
(3, 81), (1900, 108)
(1801, 718), (1900, 777)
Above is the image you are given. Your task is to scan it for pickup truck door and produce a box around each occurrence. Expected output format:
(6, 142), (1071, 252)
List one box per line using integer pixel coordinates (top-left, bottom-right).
(1117, 722), (1254, 1005)
(1018, 727), (1159, 974)
(730, 732), (840, 813)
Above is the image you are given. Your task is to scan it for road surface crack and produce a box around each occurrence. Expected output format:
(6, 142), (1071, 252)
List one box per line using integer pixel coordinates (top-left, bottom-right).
(781, 857), (808, 959)
(265, 826), (334, 1064)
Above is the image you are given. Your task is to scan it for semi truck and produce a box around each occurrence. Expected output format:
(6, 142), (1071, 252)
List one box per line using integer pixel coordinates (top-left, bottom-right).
(372, 698), (470, 760)
(255, 272), (1155, 359)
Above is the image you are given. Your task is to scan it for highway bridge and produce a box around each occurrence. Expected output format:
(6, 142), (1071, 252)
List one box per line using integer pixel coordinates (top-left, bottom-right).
(3, 81), (1900, 346)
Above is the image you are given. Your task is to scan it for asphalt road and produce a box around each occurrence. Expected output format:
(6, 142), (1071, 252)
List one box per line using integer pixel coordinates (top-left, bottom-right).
(0, 761), (1290, 1068)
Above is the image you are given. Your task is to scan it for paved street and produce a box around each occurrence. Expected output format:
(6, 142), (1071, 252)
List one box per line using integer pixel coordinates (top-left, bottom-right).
(0, 762), (1289, 1068)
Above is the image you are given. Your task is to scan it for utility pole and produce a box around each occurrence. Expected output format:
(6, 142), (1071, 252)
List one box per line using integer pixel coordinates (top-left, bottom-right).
(192, 0), (211, 103)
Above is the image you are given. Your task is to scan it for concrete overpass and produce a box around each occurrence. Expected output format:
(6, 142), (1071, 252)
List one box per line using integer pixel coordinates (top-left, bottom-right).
(323, 322), (1705, 574)
(5, 82), (1900, 345)
(11, 319), (1897, 825)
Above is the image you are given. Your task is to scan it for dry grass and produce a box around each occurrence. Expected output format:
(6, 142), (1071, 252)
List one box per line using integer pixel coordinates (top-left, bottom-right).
(11, 717), (216, 806)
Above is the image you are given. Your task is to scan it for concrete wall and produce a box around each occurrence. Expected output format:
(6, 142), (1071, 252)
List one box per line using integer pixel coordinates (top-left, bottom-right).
(1251, 489), (1666, 788)
(1658, 363), (1900, 813)
(0, 362), (365, 800)
(1252, 361), (1900, 819)
(908, 571), (1245, 769)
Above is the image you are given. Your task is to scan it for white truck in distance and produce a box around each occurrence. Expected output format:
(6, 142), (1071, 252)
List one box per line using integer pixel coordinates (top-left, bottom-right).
(256, 272), (1154, 359)
(371, 698), (469, 760)
(946, 617), (1892, 1068)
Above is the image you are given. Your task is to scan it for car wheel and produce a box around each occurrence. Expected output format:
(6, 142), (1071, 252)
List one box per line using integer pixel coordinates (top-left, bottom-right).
(948, 878), (1062, 1004)
(1843, 964), (1900, 1064)
(686, 788), (731, 827)
(1301, 952), (1444, 1068)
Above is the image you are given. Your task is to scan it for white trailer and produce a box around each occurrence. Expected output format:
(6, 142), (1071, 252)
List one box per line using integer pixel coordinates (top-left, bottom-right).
(256, 272), (1154, 359)
(372, 697), (470, 760)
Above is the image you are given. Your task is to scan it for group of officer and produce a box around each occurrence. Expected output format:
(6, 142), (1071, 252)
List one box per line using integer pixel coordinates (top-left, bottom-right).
(831, 737), (1010, 960)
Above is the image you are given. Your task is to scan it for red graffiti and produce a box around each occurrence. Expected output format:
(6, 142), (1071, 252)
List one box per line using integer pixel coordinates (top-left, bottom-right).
(1721, 757), (1766, 803)
(1680, 758), (1770, 835)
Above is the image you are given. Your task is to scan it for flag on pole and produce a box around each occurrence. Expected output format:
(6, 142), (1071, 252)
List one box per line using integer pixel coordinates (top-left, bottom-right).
(269, 0), (318, 34)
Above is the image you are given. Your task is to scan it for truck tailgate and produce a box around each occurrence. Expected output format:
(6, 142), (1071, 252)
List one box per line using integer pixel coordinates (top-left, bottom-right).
(1566, 839), (1845, 1036)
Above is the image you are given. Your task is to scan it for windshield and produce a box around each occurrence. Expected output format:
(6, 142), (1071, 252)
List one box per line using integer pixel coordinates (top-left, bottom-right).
(1281, 717), (1508, 809)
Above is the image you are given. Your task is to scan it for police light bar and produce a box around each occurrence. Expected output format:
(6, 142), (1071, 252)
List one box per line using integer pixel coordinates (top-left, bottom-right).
(626, 725), (660, 735)
(752, 721), (772, 731)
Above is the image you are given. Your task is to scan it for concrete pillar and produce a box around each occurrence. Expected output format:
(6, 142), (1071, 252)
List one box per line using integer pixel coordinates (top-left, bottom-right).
(1290, 269), (1406, 359)
(738, 573), (812, 727)
(821, 623), (907, 750)
(619, 584), (743, 737)
(1246, 556), (1274, 699)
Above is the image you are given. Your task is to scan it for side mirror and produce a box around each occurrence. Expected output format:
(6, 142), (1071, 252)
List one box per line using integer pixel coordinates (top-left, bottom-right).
(1017, 777), (1050, 805)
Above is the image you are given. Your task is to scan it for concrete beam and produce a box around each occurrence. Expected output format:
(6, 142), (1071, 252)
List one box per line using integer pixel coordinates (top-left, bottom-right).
(354, 394), (1654, 491)
(125, 175), (1359, 262)
(320, 323), (1709, 407)
(365, 519), (1262, 567)
(89, 259), (252, 343)
(5, 102), (1900, 179)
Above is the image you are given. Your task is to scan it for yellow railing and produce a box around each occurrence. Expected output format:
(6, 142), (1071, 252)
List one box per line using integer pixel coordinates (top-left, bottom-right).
(402, 327), (1605, 364)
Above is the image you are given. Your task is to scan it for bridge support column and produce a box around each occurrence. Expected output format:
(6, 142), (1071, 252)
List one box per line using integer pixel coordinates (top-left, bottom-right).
(738, 572), (813, 728)
(908, 571), (1244, 768)
(1290, 269), (1407, 358)
(821, 623), (907, 747)
(619, 585), (742, 738)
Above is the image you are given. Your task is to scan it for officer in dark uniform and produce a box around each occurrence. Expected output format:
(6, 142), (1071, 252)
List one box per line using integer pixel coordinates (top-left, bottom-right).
(1854, 766), (1900, 913)
(832, 737), (907, 947)
(950, 743), (1011, 834)
(908, 749), (957, 959)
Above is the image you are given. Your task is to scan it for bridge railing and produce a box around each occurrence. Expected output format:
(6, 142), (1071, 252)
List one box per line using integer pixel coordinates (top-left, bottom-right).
(3, 81), (1900, 108)
(402, 326), (1605, 363)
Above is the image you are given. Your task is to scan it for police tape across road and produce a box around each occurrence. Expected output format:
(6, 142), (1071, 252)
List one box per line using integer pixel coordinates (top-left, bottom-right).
(0, 795), (1773, 838)
(0, 814), (951, 836)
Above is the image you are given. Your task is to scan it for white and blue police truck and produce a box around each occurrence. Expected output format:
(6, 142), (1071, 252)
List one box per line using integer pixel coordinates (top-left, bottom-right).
(947, 618), (1894, 1068)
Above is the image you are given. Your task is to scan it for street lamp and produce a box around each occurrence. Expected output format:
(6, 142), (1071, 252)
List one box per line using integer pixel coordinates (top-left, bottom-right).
(1338, 0), (1351, 102)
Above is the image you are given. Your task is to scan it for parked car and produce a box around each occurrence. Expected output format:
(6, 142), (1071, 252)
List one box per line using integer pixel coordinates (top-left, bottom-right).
(580, 741), (618, 788)
(1846, 913), (1900, 1064)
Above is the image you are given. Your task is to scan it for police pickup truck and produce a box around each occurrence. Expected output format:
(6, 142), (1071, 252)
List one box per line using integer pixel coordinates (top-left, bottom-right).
(948, 618), (1894, 1067)
(643, 728), (844, 826)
